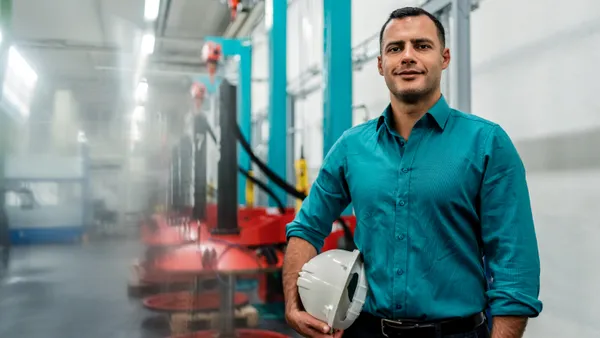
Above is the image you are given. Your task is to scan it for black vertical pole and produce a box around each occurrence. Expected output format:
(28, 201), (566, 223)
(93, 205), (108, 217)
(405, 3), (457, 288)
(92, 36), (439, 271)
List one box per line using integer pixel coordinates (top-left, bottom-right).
(212, 80), (239, 235)
(0, 0), (14, 257)
(169, 146), (175, 212)
(177, 142), (183, 213)
(179, 135), (193, 210)
(192, 115), (208, 221)
(171, 144), (181, 213)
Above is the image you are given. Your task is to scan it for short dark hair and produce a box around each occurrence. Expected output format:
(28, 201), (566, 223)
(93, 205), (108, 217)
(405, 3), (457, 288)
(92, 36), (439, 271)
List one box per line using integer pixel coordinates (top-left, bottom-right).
(379, 7), (446, 54)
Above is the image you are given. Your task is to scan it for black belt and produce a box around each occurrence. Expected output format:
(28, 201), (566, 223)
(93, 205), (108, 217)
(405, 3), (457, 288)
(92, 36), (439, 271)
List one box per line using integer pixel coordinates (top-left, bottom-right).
(357, 311), (486, 337)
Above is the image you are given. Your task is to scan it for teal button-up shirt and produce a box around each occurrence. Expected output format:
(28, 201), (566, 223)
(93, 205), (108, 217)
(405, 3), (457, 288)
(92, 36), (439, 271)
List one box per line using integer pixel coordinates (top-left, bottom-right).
(286, 96), (542, 320)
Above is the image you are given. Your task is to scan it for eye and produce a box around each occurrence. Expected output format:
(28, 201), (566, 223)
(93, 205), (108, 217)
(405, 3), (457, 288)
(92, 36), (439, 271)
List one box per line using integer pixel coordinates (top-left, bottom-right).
(417, 44), (432, 49)
(388, 46), (400, 53)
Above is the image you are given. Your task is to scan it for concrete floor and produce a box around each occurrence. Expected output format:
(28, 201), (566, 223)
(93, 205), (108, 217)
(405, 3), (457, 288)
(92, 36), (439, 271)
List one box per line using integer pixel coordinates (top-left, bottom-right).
(0, 239), (295, 338)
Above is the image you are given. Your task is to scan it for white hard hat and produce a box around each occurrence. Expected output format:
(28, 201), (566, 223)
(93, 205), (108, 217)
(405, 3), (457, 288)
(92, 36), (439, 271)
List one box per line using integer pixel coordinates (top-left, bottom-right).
(297, 249), (369, 330)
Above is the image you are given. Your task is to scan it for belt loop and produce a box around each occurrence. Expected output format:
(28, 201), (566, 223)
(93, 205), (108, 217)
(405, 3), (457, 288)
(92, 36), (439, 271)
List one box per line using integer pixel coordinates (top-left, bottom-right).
(435, 323), (442, 338)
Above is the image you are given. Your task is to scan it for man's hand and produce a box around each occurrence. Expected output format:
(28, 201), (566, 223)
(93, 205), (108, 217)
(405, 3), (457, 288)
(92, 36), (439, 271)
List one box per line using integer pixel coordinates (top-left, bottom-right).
(283, 237), (344, 337)
(491, 316), (528, 338)
(285, 309), (343, 337)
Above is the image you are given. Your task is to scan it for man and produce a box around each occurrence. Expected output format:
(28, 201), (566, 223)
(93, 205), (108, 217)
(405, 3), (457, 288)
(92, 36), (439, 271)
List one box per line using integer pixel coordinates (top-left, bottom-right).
(283, 6), (542, 338)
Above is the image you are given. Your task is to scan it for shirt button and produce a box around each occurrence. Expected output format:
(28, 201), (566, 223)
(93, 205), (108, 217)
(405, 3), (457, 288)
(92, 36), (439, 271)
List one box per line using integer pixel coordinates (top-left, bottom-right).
(397, 269), (404, 276)
(401, 168), (409, 173)
(397, 234), (405, 240)
(399, 200), (405, 206)
(396, 304), (403, 310)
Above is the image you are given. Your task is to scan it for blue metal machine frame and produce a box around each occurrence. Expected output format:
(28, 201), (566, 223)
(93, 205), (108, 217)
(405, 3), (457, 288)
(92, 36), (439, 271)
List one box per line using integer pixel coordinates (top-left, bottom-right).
(266, 0), (287, 207)
(323, 0), (353, 215)
(323, 0), (353, 157)
(193, 36), (252, 206)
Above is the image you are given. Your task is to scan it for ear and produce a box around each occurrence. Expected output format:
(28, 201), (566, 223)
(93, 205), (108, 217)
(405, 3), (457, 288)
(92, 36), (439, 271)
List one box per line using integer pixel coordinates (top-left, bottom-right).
(441, 48), (450, 70)
(377, 55), (383, 76)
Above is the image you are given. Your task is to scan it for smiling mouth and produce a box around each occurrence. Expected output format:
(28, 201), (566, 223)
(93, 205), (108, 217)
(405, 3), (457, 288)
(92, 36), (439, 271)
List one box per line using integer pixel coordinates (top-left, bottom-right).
(396, 70), (424, 76)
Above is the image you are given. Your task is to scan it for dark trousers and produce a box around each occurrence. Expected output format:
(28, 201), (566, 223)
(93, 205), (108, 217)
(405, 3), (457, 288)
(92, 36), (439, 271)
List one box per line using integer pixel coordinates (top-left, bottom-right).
(342, 313), (490, 338)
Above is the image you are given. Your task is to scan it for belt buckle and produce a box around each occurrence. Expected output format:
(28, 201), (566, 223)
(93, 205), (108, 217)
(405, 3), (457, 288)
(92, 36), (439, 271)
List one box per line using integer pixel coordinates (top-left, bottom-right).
(381, 318), (400, 337)
(381, 318), (435, 337)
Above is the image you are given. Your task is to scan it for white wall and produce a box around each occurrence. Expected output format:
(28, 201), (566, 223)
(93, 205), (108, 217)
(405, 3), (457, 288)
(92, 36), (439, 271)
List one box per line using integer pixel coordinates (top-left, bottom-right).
(250, 0), (600, 336)
(288, 0), (324, 178)
(471, 0), (600, 141)
(251, 20), (269, 117)
(51, 90), (80, 155)
(471, 0), (600, 336)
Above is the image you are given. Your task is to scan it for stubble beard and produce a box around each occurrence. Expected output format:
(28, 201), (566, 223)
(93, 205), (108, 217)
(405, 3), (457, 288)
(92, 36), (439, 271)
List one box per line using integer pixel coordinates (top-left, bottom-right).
(393, 85), (436, 105)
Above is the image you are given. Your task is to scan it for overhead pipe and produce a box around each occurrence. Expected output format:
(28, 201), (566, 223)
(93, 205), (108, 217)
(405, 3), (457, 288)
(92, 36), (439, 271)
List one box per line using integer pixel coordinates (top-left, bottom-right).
(155, 0), (173, 52)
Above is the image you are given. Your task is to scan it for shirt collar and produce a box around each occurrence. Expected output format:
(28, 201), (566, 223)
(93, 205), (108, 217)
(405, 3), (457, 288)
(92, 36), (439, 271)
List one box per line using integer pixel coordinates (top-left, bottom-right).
(377, 95), (451, 131)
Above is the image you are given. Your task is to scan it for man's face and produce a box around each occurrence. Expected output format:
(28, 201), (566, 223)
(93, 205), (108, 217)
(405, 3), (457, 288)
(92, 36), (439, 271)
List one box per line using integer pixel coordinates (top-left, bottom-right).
(377, 15), (450, 103)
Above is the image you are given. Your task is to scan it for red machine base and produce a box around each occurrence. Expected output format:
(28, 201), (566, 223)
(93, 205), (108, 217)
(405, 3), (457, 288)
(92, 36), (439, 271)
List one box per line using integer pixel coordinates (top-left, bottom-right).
(170, 329), (290, 338)
(142, 291), (249, 312)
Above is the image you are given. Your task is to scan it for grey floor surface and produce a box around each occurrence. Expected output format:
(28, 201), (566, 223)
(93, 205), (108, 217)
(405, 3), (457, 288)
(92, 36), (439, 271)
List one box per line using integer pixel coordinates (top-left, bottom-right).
(0, 238), (296, 338)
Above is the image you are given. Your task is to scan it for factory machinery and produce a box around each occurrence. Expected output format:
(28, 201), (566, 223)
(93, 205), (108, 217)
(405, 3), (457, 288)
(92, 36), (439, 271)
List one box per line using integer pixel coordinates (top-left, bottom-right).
(127, 38), (357, 338)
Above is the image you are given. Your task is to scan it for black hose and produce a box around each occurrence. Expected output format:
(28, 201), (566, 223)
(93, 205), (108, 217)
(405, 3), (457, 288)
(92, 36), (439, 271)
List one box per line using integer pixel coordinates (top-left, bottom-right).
(203, 119), (285, 214)
(203, 115), (355, 251)
(235, 123), (307, 200)
(234, 123), (356, 251)
(238, 166), (286, 214)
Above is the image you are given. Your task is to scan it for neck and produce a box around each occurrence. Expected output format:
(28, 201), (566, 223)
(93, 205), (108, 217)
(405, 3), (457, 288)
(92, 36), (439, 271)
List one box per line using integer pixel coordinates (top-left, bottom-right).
(390, 89), (441, 139)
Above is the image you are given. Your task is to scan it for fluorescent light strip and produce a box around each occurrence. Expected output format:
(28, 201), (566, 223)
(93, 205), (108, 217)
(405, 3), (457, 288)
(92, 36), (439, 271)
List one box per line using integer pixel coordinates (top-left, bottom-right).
(145, 0), (160, 21)
(141, 33), (155, 55)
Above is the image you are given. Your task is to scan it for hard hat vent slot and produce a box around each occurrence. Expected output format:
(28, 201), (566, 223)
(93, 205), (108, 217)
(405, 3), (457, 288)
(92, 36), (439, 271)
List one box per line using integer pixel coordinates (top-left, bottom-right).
(346, 272), (359, 302)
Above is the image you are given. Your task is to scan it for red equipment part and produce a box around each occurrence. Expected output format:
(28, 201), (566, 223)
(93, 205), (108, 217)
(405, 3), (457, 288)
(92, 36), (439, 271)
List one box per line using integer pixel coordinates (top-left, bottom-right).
(152, 239), (284, 275)
(202, 42), (222, 83)
(141, 224), (198, 246)
(204, 203), (354, 248)
(140, 214), (199, 246)
(321, 216), (357, 252)
(171, 329), (290, 338)
(191, 82), (206, 109)
(228, 0), (241, 20)
(138, 268), (196, 285)
(142, 291), (249, 312)
(203, 203), (295, 246)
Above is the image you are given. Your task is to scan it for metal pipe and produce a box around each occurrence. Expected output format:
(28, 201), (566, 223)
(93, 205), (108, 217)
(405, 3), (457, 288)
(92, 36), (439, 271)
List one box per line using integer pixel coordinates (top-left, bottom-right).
(159, 0), (173, 38)
(219, 274), (236, 337)
(450, 0), (472, 113)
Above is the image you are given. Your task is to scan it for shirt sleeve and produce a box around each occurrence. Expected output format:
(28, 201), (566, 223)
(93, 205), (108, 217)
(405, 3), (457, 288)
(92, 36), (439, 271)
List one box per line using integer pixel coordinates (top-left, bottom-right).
(479, 125), (543, 318)
(285, 133), (352, 253)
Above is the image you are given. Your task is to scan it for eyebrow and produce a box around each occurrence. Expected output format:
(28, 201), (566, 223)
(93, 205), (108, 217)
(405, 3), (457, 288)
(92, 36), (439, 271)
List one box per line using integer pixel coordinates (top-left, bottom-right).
(385, 38), (435, 48)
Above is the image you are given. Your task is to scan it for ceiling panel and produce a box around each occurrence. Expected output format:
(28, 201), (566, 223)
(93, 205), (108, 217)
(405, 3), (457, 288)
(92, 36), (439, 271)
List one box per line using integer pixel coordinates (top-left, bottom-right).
(14, 0), (103, 43)
(165, 0), (231, 39)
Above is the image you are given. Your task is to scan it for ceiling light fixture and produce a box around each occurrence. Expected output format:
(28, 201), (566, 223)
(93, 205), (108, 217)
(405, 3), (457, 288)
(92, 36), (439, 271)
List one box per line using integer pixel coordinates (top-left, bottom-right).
(141, 33), (155, 55)
(144, 0), (161, 21)
(135, 79), (148, 103)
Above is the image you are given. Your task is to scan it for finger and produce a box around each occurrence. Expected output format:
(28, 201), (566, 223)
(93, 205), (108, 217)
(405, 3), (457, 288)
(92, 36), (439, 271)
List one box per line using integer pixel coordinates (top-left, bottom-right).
(332, 330), (344, 338)
(302, 315), (331, 334)
(299, 324), (332, 338)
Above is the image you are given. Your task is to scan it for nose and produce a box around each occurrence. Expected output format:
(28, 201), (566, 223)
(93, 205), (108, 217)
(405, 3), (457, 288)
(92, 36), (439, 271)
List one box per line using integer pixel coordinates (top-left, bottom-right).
(400, 46), (417, 65)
